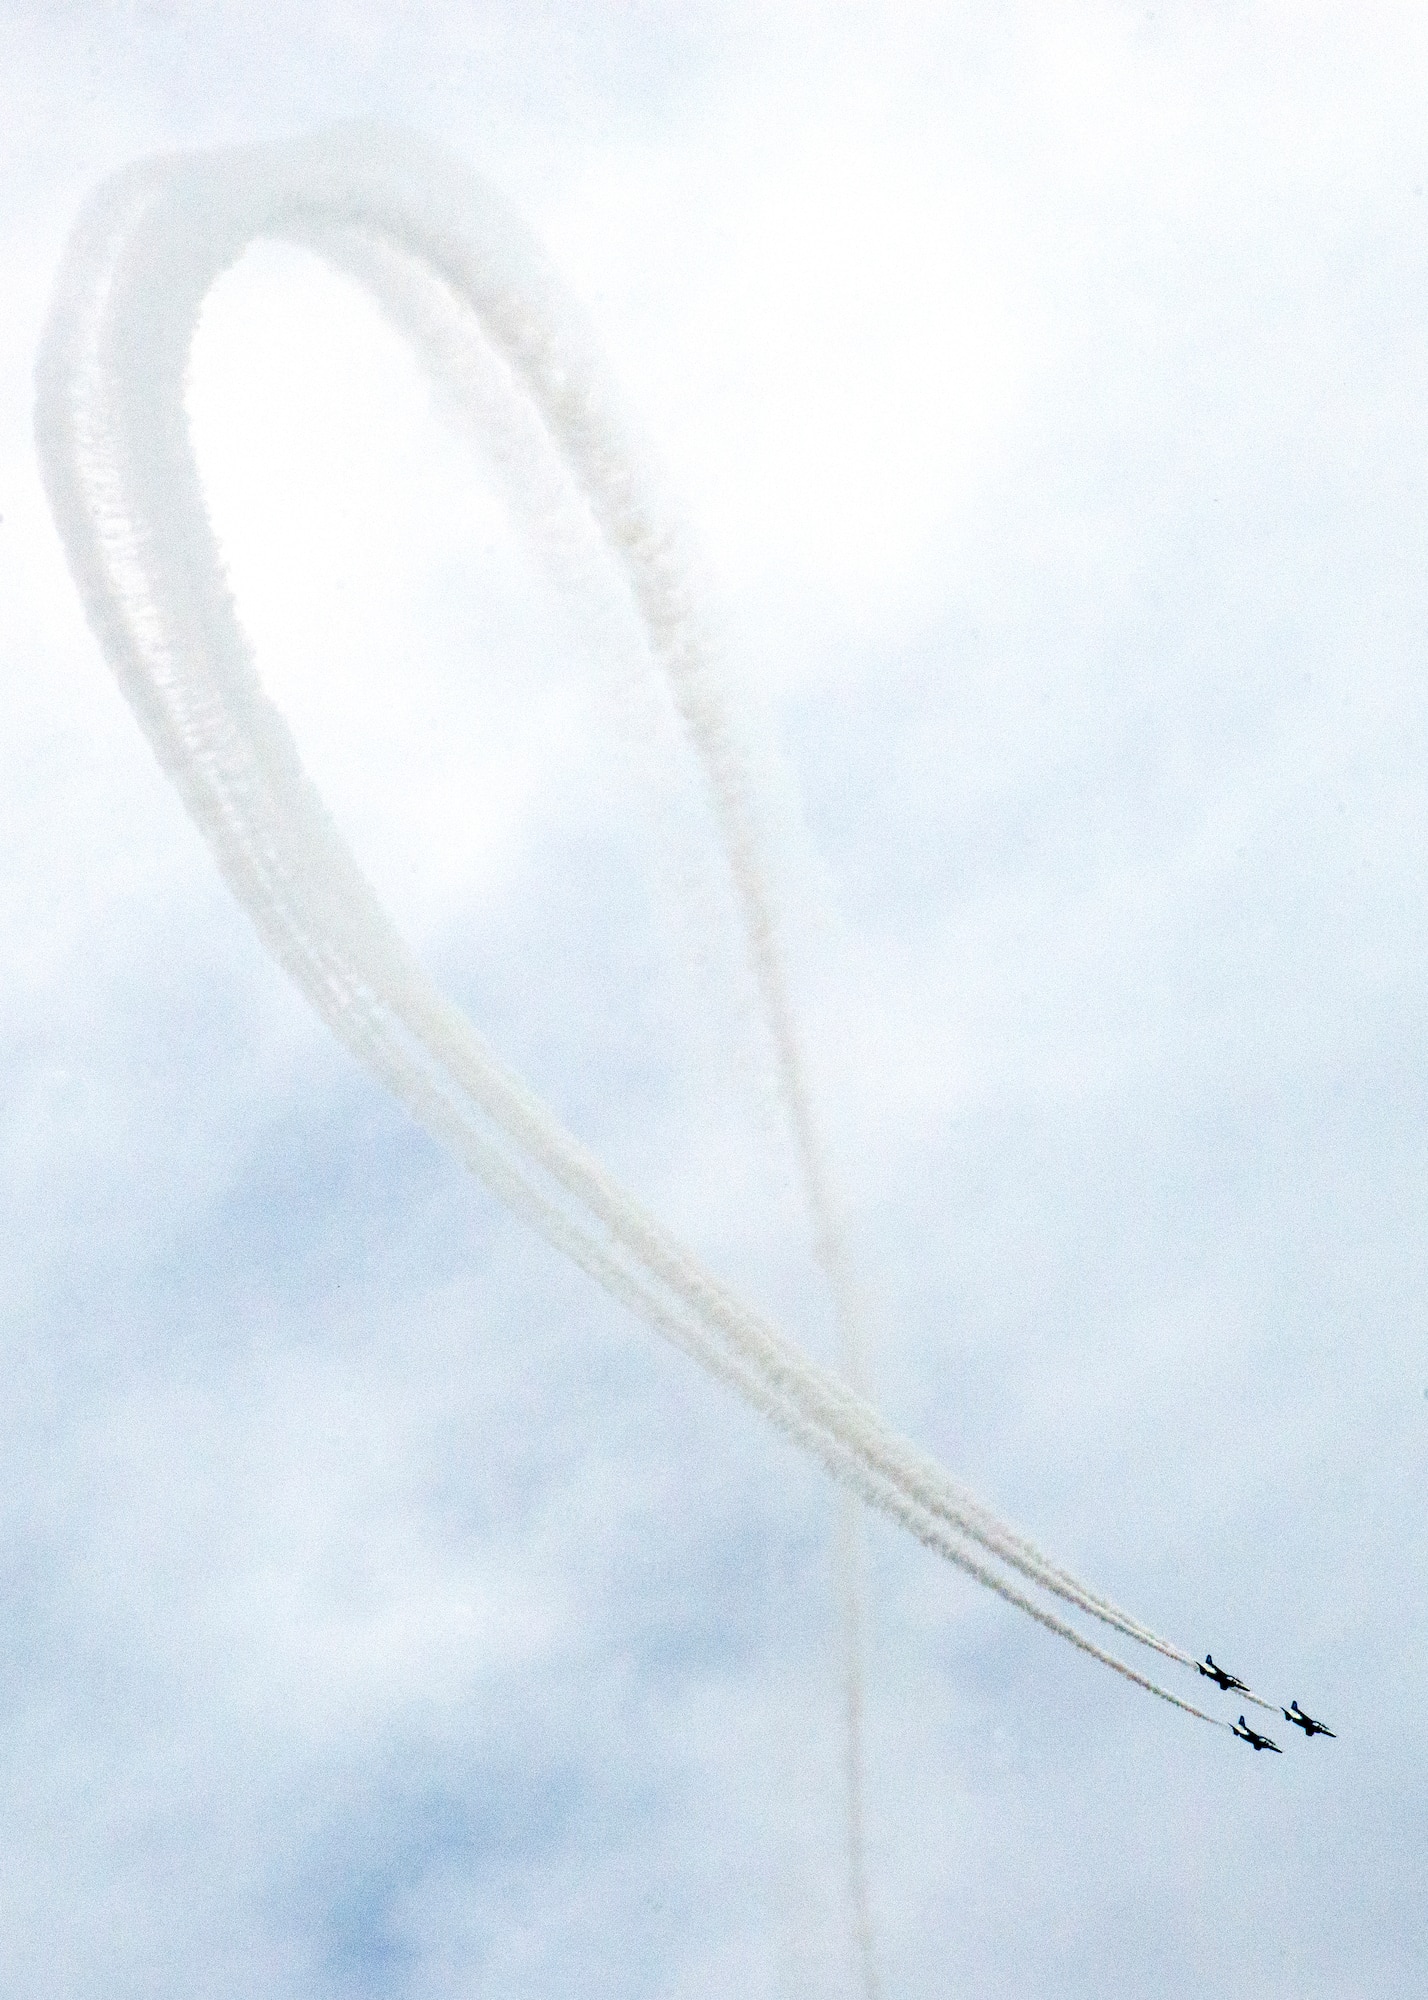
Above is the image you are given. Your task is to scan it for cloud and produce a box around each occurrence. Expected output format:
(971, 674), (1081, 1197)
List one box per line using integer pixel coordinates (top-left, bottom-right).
(4, 6), (1428, 1996)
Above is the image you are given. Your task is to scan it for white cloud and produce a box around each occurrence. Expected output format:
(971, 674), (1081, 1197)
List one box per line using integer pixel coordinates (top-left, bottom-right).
(4, 5), (1427, 1995)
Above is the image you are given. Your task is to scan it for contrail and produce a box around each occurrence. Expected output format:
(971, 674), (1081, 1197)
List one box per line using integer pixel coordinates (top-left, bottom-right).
(35, 119), (1242, 1896)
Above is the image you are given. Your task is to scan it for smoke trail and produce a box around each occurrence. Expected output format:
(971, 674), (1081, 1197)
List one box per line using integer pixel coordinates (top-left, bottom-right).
(280, 168), (1218, 1677)
(35, 120), (1243, 1905)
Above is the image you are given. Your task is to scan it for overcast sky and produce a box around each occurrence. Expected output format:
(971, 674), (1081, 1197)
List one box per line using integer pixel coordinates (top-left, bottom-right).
(4, 5), (1427, 1996)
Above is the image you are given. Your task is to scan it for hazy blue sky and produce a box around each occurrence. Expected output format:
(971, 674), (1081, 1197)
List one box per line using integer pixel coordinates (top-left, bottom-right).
(3, 6), (1426, 1995)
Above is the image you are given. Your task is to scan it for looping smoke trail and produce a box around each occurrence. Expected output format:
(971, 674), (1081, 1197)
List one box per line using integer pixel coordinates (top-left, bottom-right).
(37, 118), (1239, 1962)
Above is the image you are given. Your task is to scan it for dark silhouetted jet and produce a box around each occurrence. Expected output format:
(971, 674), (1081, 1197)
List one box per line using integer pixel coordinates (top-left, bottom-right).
(1232, 1715), (1282, 1753)
(1282, 1701), (1335, 1739)
(1198, 1653), (1250, 1693)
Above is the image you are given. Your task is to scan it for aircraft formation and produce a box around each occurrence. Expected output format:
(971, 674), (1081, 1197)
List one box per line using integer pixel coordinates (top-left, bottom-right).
(1194, 1656), (1335, 1754)
(38, 128), (1337, 1862)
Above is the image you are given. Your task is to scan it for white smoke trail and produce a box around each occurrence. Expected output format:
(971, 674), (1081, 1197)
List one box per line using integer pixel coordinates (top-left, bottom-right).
(313, 149), (1209, 1668)
(34, 120), (1244, 1903)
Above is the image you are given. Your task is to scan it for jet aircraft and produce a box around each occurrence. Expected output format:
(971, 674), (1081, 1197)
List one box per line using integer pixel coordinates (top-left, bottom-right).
(1232, 1715), (1282, 1753)
(1282, 1701), (1335, 1739)
(1197, 1653), (1250, 1693)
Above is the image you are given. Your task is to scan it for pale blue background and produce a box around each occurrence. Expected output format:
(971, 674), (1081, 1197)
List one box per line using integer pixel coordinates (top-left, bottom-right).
(2, 5), (1424, 1994)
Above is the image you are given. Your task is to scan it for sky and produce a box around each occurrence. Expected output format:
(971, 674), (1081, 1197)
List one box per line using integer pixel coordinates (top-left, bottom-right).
(3, 4), (1427, 1995)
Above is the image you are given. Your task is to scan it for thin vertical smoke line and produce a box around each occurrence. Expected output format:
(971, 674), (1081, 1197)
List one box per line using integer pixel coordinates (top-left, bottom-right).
(323, 209), (887, 1992)
(837, 1491), (880, 2000)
